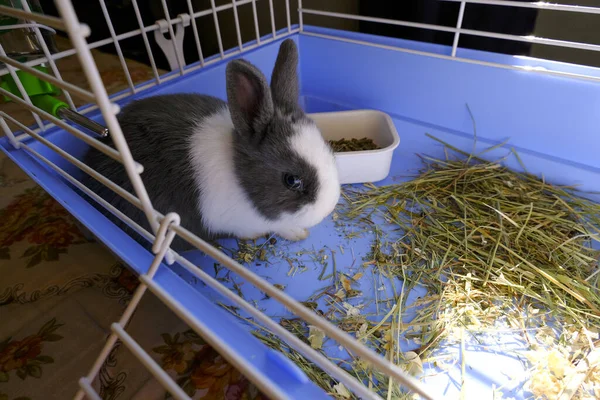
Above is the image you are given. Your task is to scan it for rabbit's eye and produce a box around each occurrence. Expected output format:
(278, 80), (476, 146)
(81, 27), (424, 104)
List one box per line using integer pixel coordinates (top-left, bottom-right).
(283, 173), (304, 192)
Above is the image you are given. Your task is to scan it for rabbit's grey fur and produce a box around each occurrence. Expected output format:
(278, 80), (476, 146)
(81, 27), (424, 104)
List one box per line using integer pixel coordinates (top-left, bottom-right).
(81, 39), (340, 252)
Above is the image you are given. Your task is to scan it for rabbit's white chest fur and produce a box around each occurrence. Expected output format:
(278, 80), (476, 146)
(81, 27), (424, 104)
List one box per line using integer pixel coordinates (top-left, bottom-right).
(188, 107), (339, 240)
(188, 107), (267, 238)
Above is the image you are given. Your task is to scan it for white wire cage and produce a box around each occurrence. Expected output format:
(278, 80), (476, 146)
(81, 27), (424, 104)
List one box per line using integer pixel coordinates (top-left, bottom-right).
(1, 1), (600, 399)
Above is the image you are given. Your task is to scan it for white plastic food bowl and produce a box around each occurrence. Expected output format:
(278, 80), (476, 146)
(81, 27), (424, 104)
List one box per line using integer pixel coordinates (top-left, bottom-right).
(309, 110), (400, 185)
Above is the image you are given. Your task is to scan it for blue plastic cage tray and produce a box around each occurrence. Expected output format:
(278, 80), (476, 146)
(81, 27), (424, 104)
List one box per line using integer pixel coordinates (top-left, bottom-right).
(2, 26), (600, 400)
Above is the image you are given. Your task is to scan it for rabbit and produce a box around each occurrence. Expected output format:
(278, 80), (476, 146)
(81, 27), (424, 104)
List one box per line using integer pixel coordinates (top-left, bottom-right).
(81, 38), (341, 253)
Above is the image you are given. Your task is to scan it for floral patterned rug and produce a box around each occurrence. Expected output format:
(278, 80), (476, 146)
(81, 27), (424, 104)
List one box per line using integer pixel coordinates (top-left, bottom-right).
(0, 38), (266, 400)
(0, 148), (268, 400)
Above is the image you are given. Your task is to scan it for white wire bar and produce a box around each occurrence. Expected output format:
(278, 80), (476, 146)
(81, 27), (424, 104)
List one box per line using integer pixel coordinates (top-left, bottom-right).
(19, 1), (600, 399)
(7, 128), (397, 400)
(3, 0), (286, 143)
(251, 0), (261, 44)
(10, 133), (389, 399)
(298, 0), (303, 31)
(0, 55), (95, 102)
(11, 29), (299, 144)
(232, 1), (244, 51)
(191, 0), (255, 19)
(2, 112), (143, 210)
(300, 8), (600, 53)
(2, 2), (431, 396)
(285, 0), (292, 33)
(141, 277), (295, 400)
(0, 22), (55, 33)
(18, 140), (418, 399)
(451, 1), (466, 57)
(74, 274), (147, 400)
(210, 0), (225, 58)
(73, 212), (179, 400)
(268, 0), (276, 38)
(19, 0), (76, 110)
(75, 194), (379, 397)
(0, 0), (258, 77)
(3, 1), (594, 81)
(112, 324), (189, 400)
(1, 33), (450, 400)
(18, 140), (156, 248)
(77, 378), (101, 400)
(440, 0), (600, 15)
(0, 24), (157, 73)
(0, 87), (139, 168)
(131, 0), (161, 84)
(26, 164), (418, 399)
(99, 0), (136, 93)
(159, 0), (185, 75)
(186, 0), (206, 66)
(303, 30), (600, 83)
(170, 225), (435, 400)
(0, 87), (140, 169)
(0, 34), (128, 74)
(15, 127), (380, 398)
(169, 253), (382, 400)
(19, 140), (164, 278)
(53, 0), (161, 241)
(15, 104), (428, 399)
(0, 5), (71, 33)
(0, 117), (19, 148)
(0, 45), (45, 132)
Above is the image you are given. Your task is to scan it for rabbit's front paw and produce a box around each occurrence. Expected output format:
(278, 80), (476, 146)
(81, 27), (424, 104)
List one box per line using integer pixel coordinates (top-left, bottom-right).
(277, 227), (309, 241)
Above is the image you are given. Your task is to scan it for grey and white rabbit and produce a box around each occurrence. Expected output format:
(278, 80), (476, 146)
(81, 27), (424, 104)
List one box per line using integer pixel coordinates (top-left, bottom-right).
(81, 39), (340, 252)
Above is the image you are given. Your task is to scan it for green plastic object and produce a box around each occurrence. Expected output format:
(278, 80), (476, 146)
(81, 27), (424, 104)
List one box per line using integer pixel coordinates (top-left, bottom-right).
(0, 65), (67, 117)
(1, 65), (60, 98)
(31, 94), (68, 117)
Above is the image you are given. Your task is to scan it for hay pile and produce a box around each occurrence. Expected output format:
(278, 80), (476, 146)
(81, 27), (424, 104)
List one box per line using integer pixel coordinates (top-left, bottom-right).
(340, 136), (600, 399)
(230, 135), (600, 399)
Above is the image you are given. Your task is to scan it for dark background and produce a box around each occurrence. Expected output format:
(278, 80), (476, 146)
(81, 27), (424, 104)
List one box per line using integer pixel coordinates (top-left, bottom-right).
(37, 0), (599, 70)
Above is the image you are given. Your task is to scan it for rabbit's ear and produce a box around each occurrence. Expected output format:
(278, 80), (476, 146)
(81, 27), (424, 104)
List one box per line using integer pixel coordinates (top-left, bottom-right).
(270, 39), (300, 116)
(227, 59), (274, 139)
